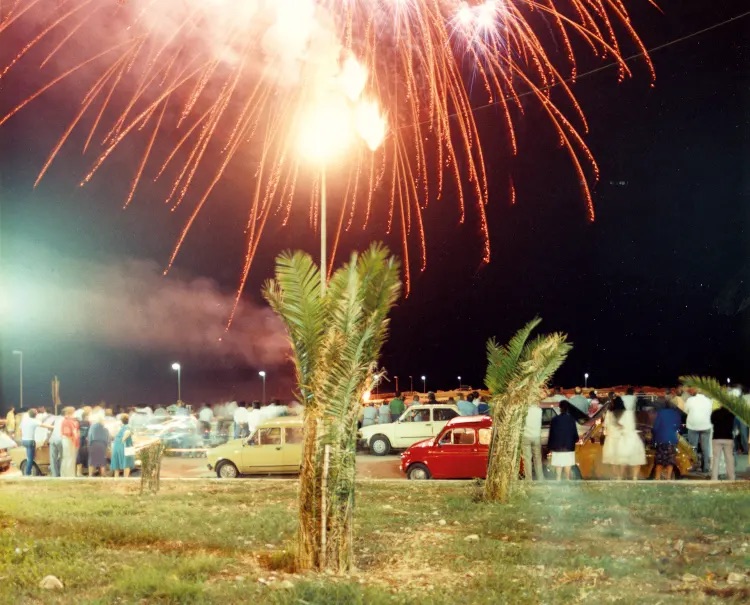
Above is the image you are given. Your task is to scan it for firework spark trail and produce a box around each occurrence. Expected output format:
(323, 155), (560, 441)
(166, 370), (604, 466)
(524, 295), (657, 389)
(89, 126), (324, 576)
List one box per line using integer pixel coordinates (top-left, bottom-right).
(0, 0), (654, 327)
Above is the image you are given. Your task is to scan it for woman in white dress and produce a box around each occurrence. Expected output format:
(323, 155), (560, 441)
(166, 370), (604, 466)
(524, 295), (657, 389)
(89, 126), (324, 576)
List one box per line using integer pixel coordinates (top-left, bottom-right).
(602, 398), (624, 478)
(603, 396), (646, 479)
(616, 400), (646, 480)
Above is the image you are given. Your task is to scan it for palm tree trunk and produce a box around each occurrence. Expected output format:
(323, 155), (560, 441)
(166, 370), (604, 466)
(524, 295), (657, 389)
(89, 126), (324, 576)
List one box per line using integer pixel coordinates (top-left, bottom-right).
(296, 410), (359, 572)
(484, 398), (526, 502)
(296, 414), (321, 570)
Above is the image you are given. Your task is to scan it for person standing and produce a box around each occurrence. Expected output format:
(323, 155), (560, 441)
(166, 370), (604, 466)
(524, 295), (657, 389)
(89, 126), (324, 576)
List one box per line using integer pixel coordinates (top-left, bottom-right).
(621, 387), (637, 412)
(110, 414), (135, 478)
(19, 410), (53, 475)
(651, 399), (681, 480)
(684, 390), (713, 473)
(233, 402), (250, 439)
(389, 393), (405, 422)
(710, 405), (736, 481)
(476, 396), (490, 415)
(615, 396), (647, 480)
(522, 402), (544, 481)
(457, 393), (477, 416)
(569, 387), (589, 415)
(87, 412), (110, 477)
(378, 400), (391, 424)
(198, 404), (213, 436)
(5, 407), (15, 438)
(362, 403), (378, 427)
(547, 400), (579, 480)
(602, 398), (625, 478)
(60, 407), (80, 477)
(76, 409), (91, 477)
(48, 414), (65, 477)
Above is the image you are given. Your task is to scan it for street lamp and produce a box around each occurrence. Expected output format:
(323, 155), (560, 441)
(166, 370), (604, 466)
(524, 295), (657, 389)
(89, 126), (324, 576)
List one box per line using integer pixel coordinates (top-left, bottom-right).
(171, 362), (181, 402)
(298, 62), (386, 296)
(584, 373), (589, 388)
(394, 375), (399, 393)
(421, 375), (426, 393)
(259, 370), (267, 403)
(457, 376), (462, 390)
(12, 350), (23, 409)
(409, 375), (413, 393)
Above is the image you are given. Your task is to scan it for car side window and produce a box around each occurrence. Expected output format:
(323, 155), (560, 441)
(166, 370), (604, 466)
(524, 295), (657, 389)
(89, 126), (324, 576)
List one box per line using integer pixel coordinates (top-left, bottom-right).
(541, 408), (557, 426)
(403, 409), (428, 423)
(285, 427), (303, 444)
(247, 431), (259, 446)
(452, 428), (476, 445)
(434, 408), (458, 422)
(478, 428), (492, 445)
(258, 428), (281, 445)
(439, 430), (453, 445)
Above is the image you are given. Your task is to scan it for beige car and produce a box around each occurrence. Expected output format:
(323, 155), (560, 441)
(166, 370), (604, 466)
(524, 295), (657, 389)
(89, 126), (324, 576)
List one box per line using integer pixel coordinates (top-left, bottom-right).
(206, 416), (303, 478)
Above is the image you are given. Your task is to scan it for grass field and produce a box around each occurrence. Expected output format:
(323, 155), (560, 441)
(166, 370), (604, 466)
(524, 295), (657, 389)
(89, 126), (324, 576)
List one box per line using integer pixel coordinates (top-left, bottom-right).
(0, 479), (749, 604)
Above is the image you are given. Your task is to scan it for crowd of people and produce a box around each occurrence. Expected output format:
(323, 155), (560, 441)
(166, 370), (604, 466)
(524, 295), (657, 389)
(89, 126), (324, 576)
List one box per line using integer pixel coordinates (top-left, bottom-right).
(3, 405), (137, 478)
(357, 390), (491, 427)
(535, 385), (749, 481)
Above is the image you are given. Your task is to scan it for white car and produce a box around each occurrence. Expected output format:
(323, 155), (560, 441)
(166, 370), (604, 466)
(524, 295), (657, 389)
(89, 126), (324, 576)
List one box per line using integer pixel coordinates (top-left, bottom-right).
(358, 404), (460, 455)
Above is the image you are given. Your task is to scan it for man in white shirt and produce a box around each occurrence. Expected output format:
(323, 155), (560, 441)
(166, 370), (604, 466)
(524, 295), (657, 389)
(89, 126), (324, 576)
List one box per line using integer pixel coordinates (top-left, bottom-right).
(542, 387), (565, 403)
(233, 403), (250, 439)
(247, 402), (263, 433)
(522, 403), (544, 481)
(621, 387), (637, 412)
(48, 415), (65, 477)
(19, 410), (54, 475)
(198, 404), (213, 437)
(684, 390), (714, 473)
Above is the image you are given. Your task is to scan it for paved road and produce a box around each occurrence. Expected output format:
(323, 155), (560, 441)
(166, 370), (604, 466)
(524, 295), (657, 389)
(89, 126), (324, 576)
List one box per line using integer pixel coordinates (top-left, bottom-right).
(0, 453), (404, 480)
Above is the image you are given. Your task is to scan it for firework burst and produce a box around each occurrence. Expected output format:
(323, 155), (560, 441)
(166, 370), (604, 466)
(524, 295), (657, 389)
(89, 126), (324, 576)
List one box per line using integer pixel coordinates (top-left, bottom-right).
(0, 0), (654, 325)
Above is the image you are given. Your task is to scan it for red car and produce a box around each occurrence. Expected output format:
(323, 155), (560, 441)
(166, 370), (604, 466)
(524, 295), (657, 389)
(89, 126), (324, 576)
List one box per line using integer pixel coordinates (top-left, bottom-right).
(400, 415), (492, 480)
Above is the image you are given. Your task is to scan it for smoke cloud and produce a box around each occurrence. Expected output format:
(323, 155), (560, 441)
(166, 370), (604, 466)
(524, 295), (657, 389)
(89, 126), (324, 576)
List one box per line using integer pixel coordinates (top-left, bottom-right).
(2, 247), (290, 367)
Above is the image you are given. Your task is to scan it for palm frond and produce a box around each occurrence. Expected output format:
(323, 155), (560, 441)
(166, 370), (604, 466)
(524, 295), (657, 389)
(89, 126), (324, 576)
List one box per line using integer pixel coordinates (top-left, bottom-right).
(680, 375), (750, 425)
(485, 317), (541, 395)
(262, 250), (325, 407)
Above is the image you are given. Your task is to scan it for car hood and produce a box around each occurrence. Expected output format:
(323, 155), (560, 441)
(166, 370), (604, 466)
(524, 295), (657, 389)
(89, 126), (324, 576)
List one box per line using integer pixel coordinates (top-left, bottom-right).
(359, 424), (388, 439)
(404, 438), (434, 452)
(207, 438), (244, 459)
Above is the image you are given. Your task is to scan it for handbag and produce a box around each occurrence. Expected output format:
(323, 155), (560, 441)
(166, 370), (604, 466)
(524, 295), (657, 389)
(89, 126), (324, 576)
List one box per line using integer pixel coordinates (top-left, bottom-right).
(124, 446), (136, 457)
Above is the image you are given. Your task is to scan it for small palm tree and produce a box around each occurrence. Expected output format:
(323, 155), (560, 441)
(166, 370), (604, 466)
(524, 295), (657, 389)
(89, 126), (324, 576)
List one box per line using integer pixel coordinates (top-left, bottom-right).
(484, 318), (571, 502)
(263, 243), (400, 572)
(680, 376), (750, 425)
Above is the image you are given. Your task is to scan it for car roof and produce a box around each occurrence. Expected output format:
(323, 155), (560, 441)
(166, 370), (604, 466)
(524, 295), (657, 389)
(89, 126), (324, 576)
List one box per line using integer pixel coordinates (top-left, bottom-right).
(258, 415), (303, 428)
(443, 415), (492, 429)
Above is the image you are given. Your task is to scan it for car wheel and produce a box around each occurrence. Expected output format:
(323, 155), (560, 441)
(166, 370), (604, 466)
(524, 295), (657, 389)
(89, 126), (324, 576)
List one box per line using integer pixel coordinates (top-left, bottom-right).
(20, 461), (42, 476)
(370, 435), (391, 456)
(216, 461), (239, 479)
(407, 463), (431, 480)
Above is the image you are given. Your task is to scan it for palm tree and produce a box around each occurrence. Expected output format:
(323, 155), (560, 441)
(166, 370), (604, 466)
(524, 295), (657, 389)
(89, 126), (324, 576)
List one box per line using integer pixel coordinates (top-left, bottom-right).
(263, 243), (400, 572)
(484, 318), (571, 502)
(680, 376), (750, 425)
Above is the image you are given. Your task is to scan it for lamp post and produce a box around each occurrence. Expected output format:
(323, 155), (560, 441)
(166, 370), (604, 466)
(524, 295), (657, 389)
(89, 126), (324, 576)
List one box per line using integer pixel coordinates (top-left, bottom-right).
(171, 362), (181, 402)
(584, 373), (589, 389)
(421, 375), (426, 393)
(457, 376), (462, 390)
(409, 376), (413, 393)
(394, 375), (399, 393)
(259, 370), (267, 403)
(12, 350), (23, 409)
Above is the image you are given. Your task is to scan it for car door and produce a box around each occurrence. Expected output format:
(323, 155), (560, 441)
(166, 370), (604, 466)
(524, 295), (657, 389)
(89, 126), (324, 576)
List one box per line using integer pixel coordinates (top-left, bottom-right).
(432, 427), (485, 478)
(241, 427), (284, 473)
(393, 408), (433, 448)
(282, 426), (304, 473)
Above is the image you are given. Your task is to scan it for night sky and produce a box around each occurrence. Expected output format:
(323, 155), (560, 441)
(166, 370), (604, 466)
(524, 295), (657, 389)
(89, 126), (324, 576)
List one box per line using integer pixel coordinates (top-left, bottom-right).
(1, 1), (748, 409)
